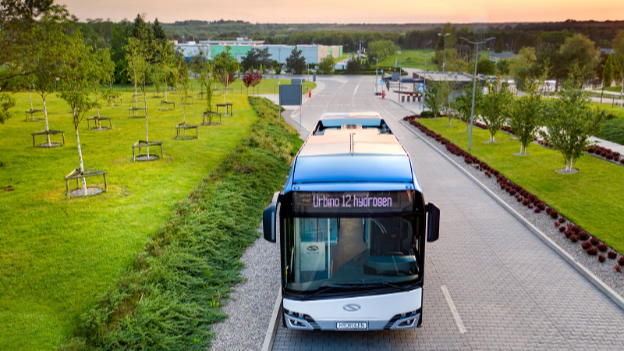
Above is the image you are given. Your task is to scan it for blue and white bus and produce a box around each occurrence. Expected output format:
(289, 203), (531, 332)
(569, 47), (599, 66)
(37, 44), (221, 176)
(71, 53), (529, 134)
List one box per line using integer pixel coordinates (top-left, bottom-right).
(263, 112), (440, 331)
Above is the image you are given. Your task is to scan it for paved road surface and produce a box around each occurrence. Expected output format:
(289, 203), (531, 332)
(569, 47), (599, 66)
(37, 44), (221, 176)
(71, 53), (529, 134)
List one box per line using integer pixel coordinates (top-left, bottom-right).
(271, 76), (624, 351)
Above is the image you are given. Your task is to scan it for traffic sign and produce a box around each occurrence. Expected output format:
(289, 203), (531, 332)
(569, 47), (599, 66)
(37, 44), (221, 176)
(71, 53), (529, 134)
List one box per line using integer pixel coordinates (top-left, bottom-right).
(380, 79), (384, 84)
(381, 69), (384, 73)
(418, 84), (425, 92)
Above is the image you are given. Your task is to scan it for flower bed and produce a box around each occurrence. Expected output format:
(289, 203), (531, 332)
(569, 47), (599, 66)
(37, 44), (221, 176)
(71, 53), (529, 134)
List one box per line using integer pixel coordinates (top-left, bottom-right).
(404, 115), (624, 274)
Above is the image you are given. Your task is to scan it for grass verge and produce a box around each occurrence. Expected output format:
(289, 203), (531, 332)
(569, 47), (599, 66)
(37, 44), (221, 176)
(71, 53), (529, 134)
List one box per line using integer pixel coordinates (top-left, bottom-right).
(57, 97), (301, 350)
(411, 117), (624, 254)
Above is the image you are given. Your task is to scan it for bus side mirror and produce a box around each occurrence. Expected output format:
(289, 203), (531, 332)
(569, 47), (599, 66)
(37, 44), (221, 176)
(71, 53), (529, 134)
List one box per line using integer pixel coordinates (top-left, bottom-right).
(426, 203), (440, 242)
(263, 192), (281, 243)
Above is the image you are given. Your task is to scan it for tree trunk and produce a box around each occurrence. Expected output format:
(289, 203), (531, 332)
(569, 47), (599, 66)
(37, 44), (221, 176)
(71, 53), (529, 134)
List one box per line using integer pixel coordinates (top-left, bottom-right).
(143, 79), (150, 158)
(74, 113), (87, 195)
(42, 95), (51, 145)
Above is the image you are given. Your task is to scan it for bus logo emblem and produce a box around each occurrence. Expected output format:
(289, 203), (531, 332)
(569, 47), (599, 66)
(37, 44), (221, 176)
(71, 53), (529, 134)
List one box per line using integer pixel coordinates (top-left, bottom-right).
(307, 245), (319, 252)
(343, 304), (361, 312)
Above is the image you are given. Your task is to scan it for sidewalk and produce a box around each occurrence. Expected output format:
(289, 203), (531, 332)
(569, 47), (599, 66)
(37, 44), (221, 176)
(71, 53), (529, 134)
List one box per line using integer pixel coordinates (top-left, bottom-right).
(383, 75), (624, 155)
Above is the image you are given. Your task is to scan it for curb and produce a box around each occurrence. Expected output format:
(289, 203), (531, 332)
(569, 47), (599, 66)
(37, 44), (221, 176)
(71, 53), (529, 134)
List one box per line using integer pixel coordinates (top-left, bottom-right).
(261, 290), (282, 351)
(399, 119), (624, 311)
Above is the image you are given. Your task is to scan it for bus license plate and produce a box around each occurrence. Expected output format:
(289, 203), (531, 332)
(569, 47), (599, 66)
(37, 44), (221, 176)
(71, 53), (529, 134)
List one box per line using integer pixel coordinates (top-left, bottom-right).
(336, 322), (368, 330)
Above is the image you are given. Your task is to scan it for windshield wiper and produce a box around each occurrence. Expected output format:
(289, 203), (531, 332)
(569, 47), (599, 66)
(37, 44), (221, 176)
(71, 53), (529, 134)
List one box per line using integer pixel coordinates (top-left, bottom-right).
(329, 280), (412, 291)
(301, 284), (352, 300)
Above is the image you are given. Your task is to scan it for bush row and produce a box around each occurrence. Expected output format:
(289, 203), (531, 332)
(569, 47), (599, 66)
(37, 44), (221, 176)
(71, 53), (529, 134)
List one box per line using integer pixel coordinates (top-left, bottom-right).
(403, 115), (624, 273)
(586, 145), (624, 164)
(59, 98), (302, 351)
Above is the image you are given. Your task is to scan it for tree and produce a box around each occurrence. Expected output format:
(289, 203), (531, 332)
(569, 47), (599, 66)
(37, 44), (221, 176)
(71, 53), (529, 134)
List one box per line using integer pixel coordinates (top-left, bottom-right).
(509, 81), (544, 155)
(346, 56), (366, 74)
(559, 33), (598, 87)
(613, 30), (624, 105)
(27, 5), (71, 145)
(126, 35), (155, 157)
(452, 83), (483, 132)
(240, 47), (271, 72)
(152, 18), (167, 42)
(242, 71), (262, 95)
(424, 81), (450, 118)
(174, 58), (193, 134)
(58, 30), (98, 196)
(213, 46), (239, 96)
(285, 46), (306, 74)
(540, 80), (606, 173)
(0, 0), (54, 123)
(481, 79), (514, 143)
(496, 59), (511, 77)
(318, 56), (335, 75)
(510, 47), (539, 91)
(89, 48), (115, 129)
(476, 58), (496, 76)
(367, 39), (398, 63)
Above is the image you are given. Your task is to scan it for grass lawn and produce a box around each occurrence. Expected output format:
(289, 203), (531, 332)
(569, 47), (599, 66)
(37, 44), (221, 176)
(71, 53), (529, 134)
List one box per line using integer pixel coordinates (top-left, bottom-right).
(380, 49), (438, 70)
(592, 102), (624, 145)
(416, 118), (624, 254)
(0, 84), (261, 350)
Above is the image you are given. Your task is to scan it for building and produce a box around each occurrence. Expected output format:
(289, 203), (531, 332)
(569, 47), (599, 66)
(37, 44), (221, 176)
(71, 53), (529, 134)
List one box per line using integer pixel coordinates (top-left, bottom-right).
(174, 38), (343, 65)
(488, 53), (518, 63)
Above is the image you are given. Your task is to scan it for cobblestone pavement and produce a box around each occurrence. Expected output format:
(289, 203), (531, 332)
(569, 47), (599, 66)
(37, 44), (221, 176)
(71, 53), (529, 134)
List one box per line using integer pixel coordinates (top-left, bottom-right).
(271, 76), (624, 351)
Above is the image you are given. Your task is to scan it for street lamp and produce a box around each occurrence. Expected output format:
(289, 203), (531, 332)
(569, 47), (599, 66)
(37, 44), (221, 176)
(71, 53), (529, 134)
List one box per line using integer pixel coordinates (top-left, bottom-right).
(438, 32), (450, 73)
(374, 57), (379, 94)
(460, 37), (496, 151)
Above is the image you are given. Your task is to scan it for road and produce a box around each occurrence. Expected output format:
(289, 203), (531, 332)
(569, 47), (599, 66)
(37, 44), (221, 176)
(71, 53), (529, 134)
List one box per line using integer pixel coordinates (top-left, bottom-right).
(271, 75), (624, 351)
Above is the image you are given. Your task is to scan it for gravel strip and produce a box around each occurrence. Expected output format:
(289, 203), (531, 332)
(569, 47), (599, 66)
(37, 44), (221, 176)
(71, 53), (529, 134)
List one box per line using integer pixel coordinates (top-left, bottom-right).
(208, 228), (280, 351)
(406, 122), (624, 299)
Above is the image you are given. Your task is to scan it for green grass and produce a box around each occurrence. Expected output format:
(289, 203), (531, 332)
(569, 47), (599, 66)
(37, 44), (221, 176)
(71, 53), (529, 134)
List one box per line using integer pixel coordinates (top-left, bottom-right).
(57, 97), (301, 350)
(592, 102), (624, 144)
(0, 85), (262, 350)
(380, 49), (437, 70)
(416, 118), (624, 254)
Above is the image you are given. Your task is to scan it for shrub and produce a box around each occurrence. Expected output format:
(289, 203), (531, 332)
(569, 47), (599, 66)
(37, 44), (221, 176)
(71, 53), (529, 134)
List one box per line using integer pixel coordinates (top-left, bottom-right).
(615, 264), (622, 273)
(554, 221), (560, 227)
(549, 209), (558, 219)
(570, 234), (579, 242)
(558, 217), (566, 224)
(564, 230), (572, 238)
(608, 251), (617, 259)
(586, 247), (598, 255)
(619, 256), (624, 266)
(590, 237), (600, 246)
(559, 226), (565, 232)
(598, 254), (606, 263)
(534, 208), (542, 214)
(579, 231), (589, 241)
(581, 241), (593, 250)
(597, 243), (608, 252)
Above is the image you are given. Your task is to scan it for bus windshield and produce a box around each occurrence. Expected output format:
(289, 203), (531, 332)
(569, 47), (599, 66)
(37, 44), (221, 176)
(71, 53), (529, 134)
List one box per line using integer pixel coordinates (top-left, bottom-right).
(283, 216), (421, 293)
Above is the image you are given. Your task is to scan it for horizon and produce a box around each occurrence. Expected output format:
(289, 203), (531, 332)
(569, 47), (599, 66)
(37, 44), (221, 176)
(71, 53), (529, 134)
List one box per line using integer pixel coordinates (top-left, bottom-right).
(58, 0), (624, 24)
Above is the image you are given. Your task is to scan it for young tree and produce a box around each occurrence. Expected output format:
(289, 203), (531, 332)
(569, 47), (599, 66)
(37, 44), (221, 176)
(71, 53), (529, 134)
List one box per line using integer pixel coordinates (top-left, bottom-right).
(318, 56), (335, 75)
(424, 81), (451, 118)
(89, 49), (115, 129)
(126, 36), (155, 158)
(476, 58), (496, 76)
(174, 58), (193, 136)
(152, 41), (176, 101)
(540, 80), (606, 173)
(285, 46), (306, 74)
(481, 79), (514, 143)
(28, 5), (70, 145)
(58, 30), (98, 196)
(452, 83), (483, 132)
(601, 54), (614, 103)
(613, 30), (624, 106)
(346, 56), (365, 74)
(213, 46), (239, 97)
(509, 81), (544, 155)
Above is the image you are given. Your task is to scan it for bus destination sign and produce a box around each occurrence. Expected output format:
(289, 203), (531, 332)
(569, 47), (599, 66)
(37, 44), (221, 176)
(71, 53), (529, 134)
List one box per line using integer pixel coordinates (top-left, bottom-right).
(293, 191), (414, 214)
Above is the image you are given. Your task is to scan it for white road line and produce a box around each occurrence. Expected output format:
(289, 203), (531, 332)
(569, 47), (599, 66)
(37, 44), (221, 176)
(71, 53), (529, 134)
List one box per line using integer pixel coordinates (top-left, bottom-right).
(441, 285), (467, 334)
(353, 84), (359, 95)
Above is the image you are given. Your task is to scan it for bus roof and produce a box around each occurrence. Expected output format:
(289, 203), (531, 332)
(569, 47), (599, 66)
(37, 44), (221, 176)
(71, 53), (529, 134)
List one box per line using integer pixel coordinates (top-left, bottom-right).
(285, 113), (421, 192)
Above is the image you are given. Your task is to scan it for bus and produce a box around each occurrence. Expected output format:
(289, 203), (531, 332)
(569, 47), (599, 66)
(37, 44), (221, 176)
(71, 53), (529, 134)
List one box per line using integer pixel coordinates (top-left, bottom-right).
(262, 112), (440, 331)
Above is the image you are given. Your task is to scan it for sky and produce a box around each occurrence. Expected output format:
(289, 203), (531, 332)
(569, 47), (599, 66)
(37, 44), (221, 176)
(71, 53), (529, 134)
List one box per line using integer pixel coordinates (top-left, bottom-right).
(58, 0), (624, 24)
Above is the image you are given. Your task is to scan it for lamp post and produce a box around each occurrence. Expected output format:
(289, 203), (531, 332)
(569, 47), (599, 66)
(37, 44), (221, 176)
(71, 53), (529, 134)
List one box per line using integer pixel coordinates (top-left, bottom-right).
(438, 32), (450, 73)
(460, 37), (496, 151)
(374, 57), (379, 94)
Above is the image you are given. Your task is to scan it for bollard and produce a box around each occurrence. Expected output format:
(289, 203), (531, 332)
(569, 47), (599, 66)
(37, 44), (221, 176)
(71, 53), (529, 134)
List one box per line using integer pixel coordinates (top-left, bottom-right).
(308, 91), (312, 98)
(382, 91), (385, 99)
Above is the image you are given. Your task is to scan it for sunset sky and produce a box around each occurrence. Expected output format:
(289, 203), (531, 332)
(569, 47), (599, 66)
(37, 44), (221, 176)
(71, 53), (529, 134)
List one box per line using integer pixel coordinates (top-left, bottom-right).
(58, 0), (623, 24)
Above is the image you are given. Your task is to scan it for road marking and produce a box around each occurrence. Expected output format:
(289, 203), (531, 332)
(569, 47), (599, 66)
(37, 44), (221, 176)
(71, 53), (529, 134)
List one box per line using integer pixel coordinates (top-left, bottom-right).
(353, 84), (359, 95)
(441, 285), (467, 334)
